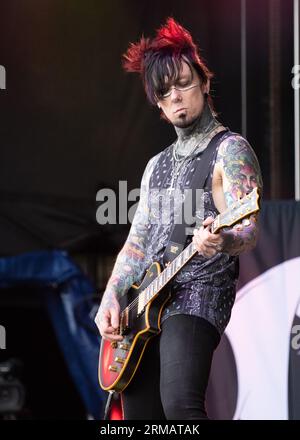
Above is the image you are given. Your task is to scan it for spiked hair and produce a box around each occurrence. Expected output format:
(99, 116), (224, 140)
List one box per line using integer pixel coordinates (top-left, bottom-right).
(122, 17), (214, 106)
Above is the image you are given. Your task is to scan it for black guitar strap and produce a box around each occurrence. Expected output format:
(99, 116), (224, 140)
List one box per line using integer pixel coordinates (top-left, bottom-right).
(162, 128), (231, 266)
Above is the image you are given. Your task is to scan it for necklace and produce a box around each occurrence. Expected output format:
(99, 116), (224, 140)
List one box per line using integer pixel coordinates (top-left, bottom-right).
(168, 122), (222, 193)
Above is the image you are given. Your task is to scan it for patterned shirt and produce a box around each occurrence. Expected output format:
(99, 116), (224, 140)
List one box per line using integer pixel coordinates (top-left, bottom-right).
(142, 131), (239, 335)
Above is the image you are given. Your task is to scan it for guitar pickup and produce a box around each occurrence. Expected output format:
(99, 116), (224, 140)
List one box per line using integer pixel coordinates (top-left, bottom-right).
(137, 291), (146, 315)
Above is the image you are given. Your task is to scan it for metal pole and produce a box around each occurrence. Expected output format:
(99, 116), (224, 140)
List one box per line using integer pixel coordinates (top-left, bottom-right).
(241, 0), (247, 138)
(294, 0), (300, 200)
(269, 0), (281, 199)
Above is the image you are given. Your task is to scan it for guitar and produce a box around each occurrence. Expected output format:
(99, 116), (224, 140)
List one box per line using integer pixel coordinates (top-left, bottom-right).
(99, 187), (260, 392)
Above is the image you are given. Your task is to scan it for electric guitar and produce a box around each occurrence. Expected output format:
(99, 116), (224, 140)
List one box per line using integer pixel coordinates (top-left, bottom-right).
(99, 187), (260, 392)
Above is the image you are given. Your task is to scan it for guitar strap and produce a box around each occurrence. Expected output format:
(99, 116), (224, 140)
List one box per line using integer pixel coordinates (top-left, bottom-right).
(162, 128), (232, 266)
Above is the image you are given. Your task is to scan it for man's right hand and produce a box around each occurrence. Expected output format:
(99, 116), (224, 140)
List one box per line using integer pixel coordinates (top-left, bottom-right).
(94, 290), (124, 342)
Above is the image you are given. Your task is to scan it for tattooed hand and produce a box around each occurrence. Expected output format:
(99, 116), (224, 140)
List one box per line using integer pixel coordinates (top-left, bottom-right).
(193, 216), (224, 258)
(94, 289), (124, 342)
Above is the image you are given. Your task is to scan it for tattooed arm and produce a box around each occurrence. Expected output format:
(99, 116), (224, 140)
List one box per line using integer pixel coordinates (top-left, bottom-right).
(94, 155), (159, 341)
(217, 135), (263, 256)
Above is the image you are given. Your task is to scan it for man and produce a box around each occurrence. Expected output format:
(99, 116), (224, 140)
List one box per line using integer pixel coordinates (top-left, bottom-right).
(94, 18), (262, 420)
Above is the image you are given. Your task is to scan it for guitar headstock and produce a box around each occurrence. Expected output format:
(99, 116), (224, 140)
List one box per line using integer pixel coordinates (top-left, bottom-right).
(212, 187), (260, 233)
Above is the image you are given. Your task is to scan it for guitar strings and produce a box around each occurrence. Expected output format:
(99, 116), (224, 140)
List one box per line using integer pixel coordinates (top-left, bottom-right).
(121, 241), (197, 317)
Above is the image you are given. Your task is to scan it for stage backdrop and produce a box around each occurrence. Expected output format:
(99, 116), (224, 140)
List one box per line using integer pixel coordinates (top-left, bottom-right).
(206, 200), (300, 420)
(0, 0), (295, 256)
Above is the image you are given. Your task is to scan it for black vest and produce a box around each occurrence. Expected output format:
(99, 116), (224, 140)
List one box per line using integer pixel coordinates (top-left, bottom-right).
(149, 129), (235, 263)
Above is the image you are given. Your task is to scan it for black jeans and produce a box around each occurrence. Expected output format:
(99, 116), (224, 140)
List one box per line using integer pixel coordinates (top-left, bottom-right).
(121, 314), (221, 420)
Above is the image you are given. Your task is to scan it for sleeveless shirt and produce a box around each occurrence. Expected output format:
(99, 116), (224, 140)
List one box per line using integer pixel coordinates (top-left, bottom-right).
(144, 130), (239, 335)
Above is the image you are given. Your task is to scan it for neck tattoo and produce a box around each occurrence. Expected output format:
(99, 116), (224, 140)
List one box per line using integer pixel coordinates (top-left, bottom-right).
(168, 102), (222, 192)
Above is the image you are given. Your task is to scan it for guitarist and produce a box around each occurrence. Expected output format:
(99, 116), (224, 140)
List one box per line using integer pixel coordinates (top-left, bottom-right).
(94, 18), (262, 420)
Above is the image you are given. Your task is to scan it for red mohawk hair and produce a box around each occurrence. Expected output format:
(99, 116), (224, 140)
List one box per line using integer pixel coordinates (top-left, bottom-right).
(152, 17), (198, 55)
(122, 17), (213, 107)
(122, 36), (151, 74)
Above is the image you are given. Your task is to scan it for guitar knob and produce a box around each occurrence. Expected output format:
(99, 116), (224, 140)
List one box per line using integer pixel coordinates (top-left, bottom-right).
(115, 357), (125, 364)
(110, 341), (118, 348)
(119, 343), (130, 351)
(108, 365), (118, 372)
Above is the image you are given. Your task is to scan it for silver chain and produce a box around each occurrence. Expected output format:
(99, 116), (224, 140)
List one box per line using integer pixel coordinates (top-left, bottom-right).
(168, 122), (221, 192)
